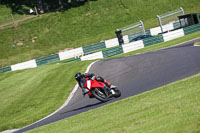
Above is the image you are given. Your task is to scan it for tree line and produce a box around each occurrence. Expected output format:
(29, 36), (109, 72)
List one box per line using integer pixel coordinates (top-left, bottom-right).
(0, 0), (96, 14)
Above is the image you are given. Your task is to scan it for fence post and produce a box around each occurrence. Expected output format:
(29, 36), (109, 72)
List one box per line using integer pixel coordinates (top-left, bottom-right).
(157, 15), (163, 33)
(180, 7), (184, 15)
(34, 6), (39, 16)
(140, 20), (146, 35)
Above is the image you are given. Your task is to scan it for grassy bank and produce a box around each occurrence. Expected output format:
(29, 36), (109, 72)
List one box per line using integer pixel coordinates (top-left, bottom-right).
(0, 0), (200, 67)
(194, 41), (200, 46)
(27, 73), (200, 133)
(0, 5), (31, 26)
(0, 60), (92, 131)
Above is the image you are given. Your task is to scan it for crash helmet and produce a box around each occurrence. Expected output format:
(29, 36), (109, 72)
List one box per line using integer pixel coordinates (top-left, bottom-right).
(75, 72), (82, 82)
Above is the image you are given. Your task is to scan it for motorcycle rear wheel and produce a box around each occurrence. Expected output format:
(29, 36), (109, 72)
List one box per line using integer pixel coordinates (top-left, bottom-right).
(113, 89), (121, 98)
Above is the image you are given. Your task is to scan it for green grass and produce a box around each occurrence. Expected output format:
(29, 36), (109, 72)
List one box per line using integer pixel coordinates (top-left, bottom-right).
(0, 5), (32, 26)
(194, 41), (200, 45)
(0, 60), (92, 131)
(0, 0), (200, 67)
(27, 73), (200, 133)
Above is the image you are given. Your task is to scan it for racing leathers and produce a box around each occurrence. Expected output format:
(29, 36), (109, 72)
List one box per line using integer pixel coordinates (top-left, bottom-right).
(77, 73), (111, 95)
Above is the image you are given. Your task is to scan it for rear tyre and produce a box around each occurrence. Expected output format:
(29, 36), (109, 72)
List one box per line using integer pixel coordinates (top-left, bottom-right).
(91, 88), (109, 102)
(113, 89), (121, 98)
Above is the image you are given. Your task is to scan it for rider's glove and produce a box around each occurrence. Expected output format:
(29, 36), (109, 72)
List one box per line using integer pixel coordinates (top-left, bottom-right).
(91, 76), (95, 81)
(82, 88), (89, 95)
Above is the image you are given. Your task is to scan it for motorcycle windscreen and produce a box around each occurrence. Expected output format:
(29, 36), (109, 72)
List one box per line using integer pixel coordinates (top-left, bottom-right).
(91, 80), (105, 88)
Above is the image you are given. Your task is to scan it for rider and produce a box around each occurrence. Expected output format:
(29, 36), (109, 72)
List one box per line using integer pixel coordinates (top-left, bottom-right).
(75, 72), (111, 95)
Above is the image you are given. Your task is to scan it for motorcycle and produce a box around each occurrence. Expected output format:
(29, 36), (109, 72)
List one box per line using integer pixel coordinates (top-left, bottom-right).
(83, 78), (121, 102)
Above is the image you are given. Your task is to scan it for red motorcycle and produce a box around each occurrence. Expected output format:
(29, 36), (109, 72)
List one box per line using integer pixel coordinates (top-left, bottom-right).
(83, 78), (121, 102)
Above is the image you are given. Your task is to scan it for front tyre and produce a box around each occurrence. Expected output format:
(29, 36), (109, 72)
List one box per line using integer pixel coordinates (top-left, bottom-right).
(91, 88), (109, 102)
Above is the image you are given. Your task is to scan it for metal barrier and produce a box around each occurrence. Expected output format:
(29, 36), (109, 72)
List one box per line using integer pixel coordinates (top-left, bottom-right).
(102, 46), (123, 58)
(157, 7), (184, 33)
(0, 66), (11, 73)
(83, 42), (106, 55)
(183, 23), (200, 35)
(36, 54), (60, 66)
(143, 35), (164, 47)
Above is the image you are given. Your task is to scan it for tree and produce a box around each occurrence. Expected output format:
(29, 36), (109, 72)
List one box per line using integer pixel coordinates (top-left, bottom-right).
(37, 0), (44, 13)
(59, 0), (64, 10)
(71, 0), (78, 7)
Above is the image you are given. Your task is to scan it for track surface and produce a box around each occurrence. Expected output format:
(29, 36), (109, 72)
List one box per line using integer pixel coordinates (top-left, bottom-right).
(16, 38), (200, 133)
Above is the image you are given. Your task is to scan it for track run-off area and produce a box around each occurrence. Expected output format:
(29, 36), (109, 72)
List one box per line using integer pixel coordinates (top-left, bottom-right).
(15, 38), (200, 133)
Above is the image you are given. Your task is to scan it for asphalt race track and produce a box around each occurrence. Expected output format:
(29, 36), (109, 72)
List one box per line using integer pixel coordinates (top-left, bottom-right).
(16, 38), (200, 133)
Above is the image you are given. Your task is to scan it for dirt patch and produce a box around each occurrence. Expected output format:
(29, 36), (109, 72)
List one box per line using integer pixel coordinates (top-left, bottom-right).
(59, 48), (74, 52)
(17, 41), (23, 46)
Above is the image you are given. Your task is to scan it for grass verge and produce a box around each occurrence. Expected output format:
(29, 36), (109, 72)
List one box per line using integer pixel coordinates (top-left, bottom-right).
(194, 41), (200, 46)
(27, 73), (200, 133)
(0, 60), (92, 131)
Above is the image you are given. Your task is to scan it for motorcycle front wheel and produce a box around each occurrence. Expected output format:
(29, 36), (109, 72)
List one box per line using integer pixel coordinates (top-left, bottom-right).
(91, 88), (109, 102)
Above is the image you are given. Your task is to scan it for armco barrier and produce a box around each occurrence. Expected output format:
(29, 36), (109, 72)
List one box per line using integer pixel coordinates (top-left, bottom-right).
(123, 35), (129, 44)
(128, 32), (143, 42)
(127, 30), (151, 42)
(83, 42), (106, 55)
(145, 30), (151, 35)
(11, 59), (37, 71)
(81, 51), (103, 61)
(59, 47), (83, 61)
(150, 23), (174, 36)
(162, 29), (184, 42)
(173, 22), (181, 29)
(105, 38), (119, 48)
(0, 66), (11, 73)
(63, 58), (81, 63)
(36, 54), (60, 66)
(183, 24), (200, 35)
(173, 20), (186, 30)
(102, 46), (123, 58)
(122, 40), (144, 53)
(143, 35), (164, 47)
(162, 24), (174, 32)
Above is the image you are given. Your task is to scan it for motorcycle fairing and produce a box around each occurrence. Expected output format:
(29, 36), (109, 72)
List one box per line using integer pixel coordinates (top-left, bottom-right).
(84, 78), (105, 96)
(90, 80), (105, 88)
